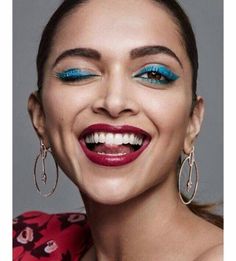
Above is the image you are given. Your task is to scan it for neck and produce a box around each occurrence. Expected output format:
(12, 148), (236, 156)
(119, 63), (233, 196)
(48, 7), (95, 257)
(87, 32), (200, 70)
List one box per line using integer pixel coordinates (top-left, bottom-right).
(81, 171), (192, 261)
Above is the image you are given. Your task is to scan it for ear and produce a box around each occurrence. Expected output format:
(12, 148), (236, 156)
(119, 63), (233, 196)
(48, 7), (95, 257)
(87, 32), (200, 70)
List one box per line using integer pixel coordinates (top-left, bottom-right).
(184, 96), (205, 154)
(27, 92), (49, 147)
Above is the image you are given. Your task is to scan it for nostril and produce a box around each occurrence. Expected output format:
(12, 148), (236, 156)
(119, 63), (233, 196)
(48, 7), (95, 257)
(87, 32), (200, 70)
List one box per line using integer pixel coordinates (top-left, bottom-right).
(93, 107), (109, 115)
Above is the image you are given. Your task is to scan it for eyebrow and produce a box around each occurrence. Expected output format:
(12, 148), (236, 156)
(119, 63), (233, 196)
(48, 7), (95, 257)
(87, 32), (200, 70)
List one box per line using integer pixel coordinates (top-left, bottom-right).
(53, 48), (101, 67)
(130, 45), (183, 68)
(53, 45), (182, 68)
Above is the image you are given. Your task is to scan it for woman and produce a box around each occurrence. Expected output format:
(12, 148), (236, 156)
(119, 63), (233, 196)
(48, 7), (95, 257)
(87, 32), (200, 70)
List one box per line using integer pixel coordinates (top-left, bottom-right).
(13, 0), (223, 260)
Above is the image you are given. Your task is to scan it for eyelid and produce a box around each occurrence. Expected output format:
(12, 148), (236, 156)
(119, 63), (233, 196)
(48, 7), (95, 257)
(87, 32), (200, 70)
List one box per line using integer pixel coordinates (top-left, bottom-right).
(56, 68), (99, 78)
(133, 64), (179, 81)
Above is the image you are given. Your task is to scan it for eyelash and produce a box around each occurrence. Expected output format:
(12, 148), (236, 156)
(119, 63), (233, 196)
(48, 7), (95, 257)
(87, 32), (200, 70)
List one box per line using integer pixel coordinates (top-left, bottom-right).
(56, 65), (179, 86)
(133, 64), (179, 85)
(56, 68), (98, 82)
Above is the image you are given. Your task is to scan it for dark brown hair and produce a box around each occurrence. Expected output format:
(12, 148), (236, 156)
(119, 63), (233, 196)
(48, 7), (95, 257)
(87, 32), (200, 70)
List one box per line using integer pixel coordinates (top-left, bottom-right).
(36, 0), (223, 228)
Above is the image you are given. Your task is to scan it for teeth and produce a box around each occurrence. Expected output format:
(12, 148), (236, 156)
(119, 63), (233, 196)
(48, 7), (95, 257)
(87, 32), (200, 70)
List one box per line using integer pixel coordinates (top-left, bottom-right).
(138, 137), (142, 145)
(123, 134), (129, 144)
(85, 135), (94, 143)
(105, 133), (114, 144)
(84, 132), (144, 146)
(129, 134), (135, 145)
(99, 132), (106, 143)
(97, 152), (127, 155)
(114, 134), (123, 145)
(94, 132), (99, 143)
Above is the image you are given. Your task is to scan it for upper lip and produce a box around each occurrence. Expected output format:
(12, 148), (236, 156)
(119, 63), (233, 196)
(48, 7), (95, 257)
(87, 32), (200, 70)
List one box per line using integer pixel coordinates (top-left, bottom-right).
(79, 123), (151, 140)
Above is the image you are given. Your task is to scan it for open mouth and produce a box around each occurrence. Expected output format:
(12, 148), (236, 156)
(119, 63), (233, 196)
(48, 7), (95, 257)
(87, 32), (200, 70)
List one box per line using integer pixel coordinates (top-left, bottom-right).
(79, 124), (151, 166)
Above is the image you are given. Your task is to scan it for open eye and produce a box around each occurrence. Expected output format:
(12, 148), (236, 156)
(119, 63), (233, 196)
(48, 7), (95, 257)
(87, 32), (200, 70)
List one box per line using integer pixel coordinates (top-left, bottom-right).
(56, 68), (99, 82)
(133, 64), (179, 85)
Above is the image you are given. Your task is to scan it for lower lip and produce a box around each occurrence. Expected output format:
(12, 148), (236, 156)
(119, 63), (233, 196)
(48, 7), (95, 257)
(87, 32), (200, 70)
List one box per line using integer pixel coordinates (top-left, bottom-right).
(79, 139), (150, 167)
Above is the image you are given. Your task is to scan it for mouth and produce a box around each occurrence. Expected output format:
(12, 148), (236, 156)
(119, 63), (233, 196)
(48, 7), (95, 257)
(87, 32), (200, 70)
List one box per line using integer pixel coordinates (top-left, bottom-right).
(79, 124), (151, 166)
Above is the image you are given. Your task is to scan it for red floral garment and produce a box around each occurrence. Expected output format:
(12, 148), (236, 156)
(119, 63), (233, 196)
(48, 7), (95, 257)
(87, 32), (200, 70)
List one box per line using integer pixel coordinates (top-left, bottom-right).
(13, 211), (93, 261)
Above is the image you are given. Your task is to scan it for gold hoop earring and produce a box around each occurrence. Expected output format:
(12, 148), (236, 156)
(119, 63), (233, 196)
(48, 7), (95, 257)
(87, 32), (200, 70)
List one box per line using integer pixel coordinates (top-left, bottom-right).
(33, 140), (59, 197)
(178, 146), (199, 205)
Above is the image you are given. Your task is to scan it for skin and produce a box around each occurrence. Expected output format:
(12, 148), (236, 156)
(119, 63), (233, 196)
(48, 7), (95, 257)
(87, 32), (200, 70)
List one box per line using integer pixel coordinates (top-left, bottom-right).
(28, 0), (223, 260)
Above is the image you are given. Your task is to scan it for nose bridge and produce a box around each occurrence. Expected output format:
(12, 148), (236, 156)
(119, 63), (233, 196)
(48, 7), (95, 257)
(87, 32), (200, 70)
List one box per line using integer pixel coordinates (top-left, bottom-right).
(106, 67), (127, 107)
(92, 64), (139, 118)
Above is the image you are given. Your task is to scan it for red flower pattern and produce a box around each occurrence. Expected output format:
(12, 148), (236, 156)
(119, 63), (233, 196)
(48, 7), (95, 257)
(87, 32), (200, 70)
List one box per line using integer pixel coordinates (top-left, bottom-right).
(17, 227), (34, 244)
(68, 213), (86, 223)
(13, 211), (93, 260)
(44, 240), (58, 254)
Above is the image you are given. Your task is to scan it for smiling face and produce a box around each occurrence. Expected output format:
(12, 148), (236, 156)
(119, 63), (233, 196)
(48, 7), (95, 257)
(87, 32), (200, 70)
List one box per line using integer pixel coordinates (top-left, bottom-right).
(29, 0), (204, 204)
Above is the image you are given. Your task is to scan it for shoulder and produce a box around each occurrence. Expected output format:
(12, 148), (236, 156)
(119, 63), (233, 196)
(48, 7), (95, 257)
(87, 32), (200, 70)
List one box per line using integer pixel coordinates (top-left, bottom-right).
(194, 244), (223, 261)
(13, 211), (93, 260)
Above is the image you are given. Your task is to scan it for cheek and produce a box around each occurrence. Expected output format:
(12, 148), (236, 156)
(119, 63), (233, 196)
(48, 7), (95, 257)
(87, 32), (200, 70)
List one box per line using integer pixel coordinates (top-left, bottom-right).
(140, 89), (191, 136)
(41, 84), (92, 130)
(138, 88), (191, 175)
(40, 83), (100, 183)
(131, 90), (191, 191)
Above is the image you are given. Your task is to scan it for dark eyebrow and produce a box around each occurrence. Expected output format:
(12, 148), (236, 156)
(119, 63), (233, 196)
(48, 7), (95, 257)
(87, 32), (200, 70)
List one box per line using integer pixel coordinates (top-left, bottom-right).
(130, 45), (183, 68)
(53, 48), (101, 67)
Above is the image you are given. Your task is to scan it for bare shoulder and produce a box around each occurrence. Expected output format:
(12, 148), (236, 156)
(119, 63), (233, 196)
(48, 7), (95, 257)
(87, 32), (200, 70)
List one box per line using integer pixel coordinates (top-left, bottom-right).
(194, 244), (223, 261)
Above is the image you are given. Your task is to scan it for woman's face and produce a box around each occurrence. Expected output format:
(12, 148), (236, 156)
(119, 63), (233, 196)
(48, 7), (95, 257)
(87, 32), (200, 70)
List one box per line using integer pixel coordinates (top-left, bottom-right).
(30, 0), (203, 204)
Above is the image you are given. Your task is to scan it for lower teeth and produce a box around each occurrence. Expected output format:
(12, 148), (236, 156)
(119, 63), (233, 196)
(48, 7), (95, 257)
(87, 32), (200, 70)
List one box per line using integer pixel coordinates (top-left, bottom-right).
(97, 152), (127, 156)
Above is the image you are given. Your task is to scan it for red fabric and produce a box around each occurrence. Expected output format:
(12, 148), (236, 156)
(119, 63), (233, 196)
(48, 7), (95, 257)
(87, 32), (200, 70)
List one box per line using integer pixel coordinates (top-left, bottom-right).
(13, 211), (93, 261)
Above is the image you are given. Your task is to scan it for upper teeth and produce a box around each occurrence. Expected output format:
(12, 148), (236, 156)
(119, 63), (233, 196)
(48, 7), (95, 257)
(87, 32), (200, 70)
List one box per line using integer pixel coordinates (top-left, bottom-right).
(85, 132), (143, 146)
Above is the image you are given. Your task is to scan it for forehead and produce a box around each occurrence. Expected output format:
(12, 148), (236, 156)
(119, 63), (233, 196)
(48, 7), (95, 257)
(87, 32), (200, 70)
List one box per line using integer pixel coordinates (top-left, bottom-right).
(52, 0), (187, 62)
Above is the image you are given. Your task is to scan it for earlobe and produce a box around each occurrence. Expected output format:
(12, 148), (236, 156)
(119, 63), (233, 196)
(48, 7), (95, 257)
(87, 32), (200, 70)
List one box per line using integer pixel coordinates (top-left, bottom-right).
(184, 96), (205, 154)
(27, 91), (49, 145)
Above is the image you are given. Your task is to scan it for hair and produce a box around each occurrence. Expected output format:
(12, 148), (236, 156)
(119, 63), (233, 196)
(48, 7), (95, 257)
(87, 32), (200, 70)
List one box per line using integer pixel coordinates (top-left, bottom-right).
(36, 0), (223, 228)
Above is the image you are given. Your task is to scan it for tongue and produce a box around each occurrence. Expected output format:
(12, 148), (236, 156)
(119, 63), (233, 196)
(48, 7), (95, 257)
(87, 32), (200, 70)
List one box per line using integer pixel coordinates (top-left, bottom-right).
(93, 144), (134, 154)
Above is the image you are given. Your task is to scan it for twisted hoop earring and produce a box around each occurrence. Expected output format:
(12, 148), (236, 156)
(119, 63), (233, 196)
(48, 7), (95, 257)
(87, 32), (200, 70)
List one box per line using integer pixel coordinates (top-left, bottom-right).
(178, 146), (199, 205)
(33, 140), (59, 197)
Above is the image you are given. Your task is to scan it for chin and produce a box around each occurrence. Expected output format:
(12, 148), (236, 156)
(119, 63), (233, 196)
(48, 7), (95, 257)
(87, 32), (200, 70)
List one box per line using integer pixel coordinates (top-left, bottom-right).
(79, 180), (139, 206)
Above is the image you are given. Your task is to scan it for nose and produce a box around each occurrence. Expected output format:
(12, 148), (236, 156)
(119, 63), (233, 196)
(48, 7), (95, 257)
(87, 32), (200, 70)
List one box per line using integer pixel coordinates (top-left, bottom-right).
(92, 71), (139, 118)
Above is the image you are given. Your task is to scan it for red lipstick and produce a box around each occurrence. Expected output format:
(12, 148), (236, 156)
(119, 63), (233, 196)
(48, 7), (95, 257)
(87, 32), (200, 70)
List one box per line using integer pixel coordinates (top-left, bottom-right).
(79, 124), (151, 167)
